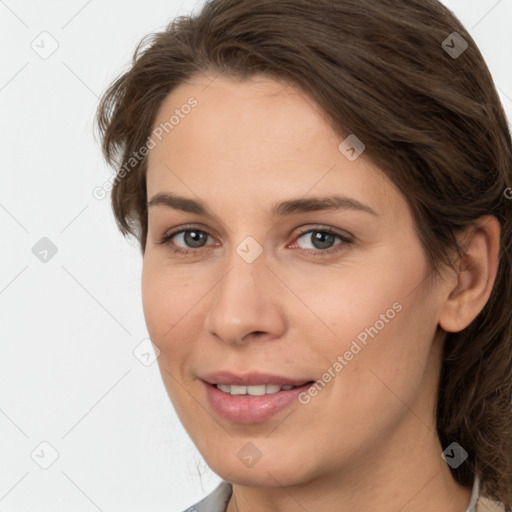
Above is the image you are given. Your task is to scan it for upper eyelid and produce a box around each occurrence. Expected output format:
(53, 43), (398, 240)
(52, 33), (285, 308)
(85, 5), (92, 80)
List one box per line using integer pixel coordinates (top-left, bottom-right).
(163, 224), (217, 241)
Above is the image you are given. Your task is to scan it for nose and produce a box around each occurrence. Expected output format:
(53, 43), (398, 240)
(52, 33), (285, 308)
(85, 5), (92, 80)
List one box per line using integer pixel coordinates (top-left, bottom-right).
(205, 253), (286, 346)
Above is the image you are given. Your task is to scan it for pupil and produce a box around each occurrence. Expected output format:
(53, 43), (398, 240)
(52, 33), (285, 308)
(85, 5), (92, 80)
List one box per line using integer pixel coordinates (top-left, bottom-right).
(312, 231), (334, 249)
(185, 230), (206, 248)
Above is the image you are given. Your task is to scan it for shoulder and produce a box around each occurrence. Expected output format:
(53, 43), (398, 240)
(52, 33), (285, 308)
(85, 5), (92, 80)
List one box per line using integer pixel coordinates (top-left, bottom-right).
(179, 481), (233, 512)
(477, 496), (507, 512)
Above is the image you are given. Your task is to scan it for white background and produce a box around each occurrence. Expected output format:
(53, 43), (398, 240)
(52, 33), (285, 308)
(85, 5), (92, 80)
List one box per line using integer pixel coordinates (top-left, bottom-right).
(1, 1), (511, 511)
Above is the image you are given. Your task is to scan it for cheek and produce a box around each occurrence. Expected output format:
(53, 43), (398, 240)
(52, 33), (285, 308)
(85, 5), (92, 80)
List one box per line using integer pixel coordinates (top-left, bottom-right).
(141, 257), (196, 338)
(140, 260), (191, 369)
(141, 257), (217, 377)
(141, 262), (167, 340)
(301, 250), (437, 401)
(278, 260), (411, 358)
(319, 279), (440, 435)
(141, 261), (199, 411)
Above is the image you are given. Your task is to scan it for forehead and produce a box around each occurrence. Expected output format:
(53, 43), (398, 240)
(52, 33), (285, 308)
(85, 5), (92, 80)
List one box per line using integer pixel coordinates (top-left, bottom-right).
(149, 73), (337, 153)
(146, 73), (395, 215)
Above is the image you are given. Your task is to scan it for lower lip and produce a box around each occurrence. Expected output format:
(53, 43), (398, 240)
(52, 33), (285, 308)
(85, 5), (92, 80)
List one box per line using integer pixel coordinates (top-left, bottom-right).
(203, 381), (314, 424)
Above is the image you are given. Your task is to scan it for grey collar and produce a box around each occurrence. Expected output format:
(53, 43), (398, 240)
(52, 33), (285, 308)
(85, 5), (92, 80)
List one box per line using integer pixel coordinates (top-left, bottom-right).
(465, 473), (480, 512)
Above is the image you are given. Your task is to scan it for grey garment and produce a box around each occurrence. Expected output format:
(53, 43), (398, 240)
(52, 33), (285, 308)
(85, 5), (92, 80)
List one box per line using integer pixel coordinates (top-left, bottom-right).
(181, 472), (489, 512)
(467, 473), (506, 512)
(467, 473), (480, 512)
(181, 481), (232, 512)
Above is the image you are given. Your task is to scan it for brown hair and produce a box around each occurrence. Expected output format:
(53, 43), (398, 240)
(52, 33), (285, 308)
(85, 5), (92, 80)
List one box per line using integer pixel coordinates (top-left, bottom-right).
(95, 0), (512, 506)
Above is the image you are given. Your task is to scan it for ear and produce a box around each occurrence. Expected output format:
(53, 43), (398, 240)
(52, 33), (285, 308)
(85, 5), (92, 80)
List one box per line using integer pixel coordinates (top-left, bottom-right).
(438, 215), (501, 333)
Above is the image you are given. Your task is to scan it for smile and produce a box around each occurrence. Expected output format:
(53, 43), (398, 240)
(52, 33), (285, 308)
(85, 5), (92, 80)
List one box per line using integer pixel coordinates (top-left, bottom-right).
(215, 383), (299, 395)
(203, 380), (316, 423)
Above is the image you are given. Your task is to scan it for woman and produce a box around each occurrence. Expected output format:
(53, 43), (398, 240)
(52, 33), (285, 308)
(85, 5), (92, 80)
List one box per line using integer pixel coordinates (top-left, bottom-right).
(95, 0), (512, 510)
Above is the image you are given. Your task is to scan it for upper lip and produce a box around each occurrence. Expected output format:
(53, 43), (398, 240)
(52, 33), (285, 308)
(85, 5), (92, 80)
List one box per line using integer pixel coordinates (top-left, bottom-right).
(201, 371), (313, 387)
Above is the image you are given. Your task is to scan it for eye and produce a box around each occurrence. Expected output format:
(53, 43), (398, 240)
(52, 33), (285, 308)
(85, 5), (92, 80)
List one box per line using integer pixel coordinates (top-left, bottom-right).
(158, 224), (353, 258)
(290, 226), (353, 256)
(158, 224), (217, 254)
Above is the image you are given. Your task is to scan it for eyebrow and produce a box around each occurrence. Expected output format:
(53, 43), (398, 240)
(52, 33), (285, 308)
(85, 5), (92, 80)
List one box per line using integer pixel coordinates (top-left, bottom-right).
(147, 192), (378, 217)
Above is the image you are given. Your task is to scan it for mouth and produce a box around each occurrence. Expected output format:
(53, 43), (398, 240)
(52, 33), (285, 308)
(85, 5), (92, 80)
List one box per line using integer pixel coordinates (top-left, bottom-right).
(214, 382), (314, 396)
(201, 377), (316, 424)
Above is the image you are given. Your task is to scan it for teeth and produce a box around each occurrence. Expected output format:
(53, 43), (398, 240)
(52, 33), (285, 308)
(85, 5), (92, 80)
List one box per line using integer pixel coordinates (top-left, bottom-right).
(216, 384), (233, 394)
(216, 383), (298, 395)
(231, 385), (252, 395)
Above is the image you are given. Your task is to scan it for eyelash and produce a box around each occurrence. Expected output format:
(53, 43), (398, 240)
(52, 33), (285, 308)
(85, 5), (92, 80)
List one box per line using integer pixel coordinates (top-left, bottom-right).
(158, 224), (353, 258)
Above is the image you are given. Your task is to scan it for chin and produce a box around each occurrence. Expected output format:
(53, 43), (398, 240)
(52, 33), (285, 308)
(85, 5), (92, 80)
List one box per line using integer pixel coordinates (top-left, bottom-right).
(205, 452), (315, 488)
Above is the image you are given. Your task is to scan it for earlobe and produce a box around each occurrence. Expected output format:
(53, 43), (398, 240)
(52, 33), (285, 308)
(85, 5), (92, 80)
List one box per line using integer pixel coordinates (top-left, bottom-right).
(439, 216), (501, 333)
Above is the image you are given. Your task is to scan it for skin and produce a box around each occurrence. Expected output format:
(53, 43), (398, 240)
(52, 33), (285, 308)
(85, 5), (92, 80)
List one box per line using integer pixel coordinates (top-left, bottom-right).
(141, 74), (500, 512)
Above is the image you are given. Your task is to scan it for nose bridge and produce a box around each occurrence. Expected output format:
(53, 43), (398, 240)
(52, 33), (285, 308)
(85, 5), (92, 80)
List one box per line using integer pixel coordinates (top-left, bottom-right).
(206, 246), (284, 344)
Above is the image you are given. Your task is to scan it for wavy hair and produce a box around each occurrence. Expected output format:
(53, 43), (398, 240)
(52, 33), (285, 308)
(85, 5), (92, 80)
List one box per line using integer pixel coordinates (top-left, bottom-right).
(95, 0), (512, 507)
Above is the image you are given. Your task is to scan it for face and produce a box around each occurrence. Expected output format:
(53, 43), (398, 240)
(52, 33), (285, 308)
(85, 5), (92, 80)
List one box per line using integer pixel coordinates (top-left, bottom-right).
(142, 74), (448, 487)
